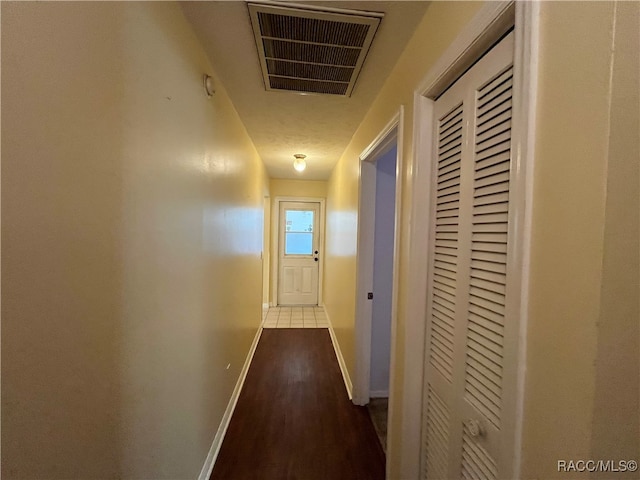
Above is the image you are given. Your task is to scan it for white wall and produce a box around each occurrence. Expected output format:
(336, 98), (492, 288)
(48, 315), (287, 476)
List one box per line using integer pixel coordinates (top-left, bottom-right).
(1, 3), (268, 479)
(369, 146), (397, 396)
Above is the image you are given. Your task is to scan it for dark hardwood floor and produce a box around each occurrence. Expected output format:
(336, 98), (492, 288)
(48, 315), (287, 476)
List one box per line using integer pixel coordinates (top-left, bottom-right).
(211, 329), (385, 480)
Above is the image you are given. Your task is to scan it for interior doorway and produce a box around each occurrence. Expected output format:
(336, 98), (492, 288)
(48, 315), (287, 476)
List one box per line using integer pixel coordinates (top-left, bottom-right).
(370, 145), (396, 400)
(353, 109), (404, 462)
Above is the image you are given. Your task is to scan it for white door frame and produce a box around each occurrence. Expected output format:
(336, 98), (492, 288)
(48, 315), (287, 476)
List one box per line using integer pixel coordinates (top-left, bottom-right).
(262, 196), (271, 311)
(271, 196), (325, 307)
(353, 107), (404, 417)
(400, 2), (539, 478)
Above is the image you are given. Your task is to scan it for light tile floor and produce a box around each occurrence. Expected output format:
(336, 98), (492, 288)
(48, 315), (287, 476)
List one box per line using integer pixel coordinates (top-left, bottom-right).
(263, 306), (328, 329)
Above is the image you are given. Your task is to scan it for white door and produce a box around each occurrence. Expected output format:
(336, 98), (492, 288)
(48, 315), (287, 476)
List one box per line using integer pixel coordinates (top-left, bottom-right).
(421, 32), (519, 479)
(278, 201), (320, 306)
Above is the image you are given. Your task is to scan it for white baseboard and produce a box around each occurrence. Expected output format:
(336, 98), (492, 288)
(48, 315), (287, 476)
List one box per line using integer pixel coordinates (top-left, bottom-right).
(323, 305), (353, 400)
(370, 390), (389, 398)
(198, 324), (264, 480)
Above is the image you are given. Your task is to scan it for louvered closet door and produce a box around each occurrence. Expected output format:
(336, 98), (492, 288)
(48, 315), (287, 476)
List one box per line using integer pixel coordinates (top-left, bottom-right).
(421, 31), (515, 480)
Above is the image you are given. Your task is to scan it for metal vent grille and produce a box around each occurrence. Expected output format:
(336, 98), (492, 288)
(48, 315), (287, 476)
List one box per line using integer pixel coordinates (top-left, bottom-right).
(248, 3), (382, 96)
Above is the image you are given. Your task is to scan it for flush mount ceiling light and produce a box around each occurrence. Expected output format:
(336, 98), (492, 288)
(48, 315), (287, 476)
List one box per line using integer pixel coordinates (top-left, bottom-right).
(293, 154), (307, 172)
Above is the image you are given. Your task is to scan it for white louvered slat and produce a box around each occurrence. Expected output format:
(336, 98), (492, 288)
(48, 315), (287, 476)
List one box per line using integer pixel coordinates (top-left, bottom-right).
(475, 141), (510, 165)
(473, 191), (510, 208)
(467, 348), (502, 386)
(477, 67), (512, 101)
(428, 102), (463, 383)
(422, 386), (451, 480)
(477, 108), (511, 136)
(475, 162), (510, 182)
(469, 286), (505, 307)
(463, 65), (513, 430)
(467, 330), (503, 359)
(461, 422), (498, 480)
(421, 31), (517, 480)
(434, 275), (456, 294)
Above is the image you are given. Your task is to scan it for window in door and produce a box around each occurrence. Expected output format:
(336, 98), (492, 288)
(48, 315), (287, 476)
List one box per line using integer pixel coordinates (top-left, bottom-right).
(285, 210), (314, 255)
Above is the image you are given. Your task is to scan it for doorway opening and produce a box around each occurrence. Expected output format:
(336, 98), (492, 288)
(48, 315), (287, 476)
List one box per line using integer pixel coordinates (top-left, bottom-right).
(353, 109), (404, 462)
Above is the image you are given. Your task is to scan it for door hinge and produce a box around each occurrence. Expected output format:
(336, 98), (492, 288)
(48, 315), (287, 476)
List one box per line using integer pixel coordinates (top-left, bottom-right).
(367, 292), (373, 300)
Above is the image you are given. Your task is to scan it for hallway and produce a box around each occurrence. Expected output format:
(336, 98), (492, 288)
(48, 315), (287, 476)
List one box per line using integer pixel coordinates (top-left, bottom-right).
(2, 2), (638, 479)
(210, 329), (385, 480)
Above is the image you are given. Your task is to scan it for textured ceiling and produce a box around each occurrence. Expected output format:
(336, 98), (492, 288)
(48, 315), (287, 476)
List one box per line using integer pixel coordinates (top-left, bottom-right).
(182, 1), (430, 180)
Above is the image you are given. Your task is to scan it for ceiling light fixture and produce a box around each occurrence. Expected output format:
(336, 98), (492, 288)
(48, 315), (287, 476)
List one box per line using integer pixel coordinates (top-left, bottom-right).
(293, 154), (307, 172)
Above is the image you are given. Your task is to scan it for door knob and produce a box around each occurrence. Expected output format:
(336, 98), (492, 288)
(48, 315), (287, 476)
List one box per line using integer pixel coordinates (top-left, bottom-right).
(466, 419), (484, 437)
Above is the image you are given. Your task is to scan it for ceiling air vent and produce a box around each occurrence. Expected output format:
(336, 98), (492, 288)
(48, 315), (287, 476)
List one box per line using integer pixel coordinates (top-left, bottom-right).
(248, 2), (382, 97)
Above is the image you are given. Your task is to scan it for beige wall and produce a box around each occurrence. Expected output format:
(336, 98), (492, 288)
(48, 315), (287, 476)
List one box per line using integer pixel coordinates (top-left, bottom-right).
(523, 2), (640, 479)
(270, 178), (328, 199)
(592, 2), (640, 470)
(323, 2), (483, 476)
(268, 179), (327, 305)
(1, 2), (268, 479)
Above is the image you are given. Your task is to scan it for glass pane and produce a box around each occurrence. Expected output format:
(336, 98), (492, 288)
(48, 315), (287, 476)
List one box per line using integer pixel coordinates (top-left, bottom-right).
(286, 210), (314, 233)
(285, 232), (313, 255)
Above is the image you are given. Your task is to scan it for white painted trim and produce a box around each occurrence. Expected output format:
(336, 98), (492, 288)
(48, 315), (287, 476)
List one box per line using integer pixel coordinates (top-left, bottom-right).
(402, 1), (540, 478)
(509, 2), (539, 477)
(324, 306), (353, 400)
(400, 92), (434, 480)
(271, 198), (279, 307)
(417, 1), (515, 98)
(353, 159), (377, 406)
(198, 324), (264, 480)
(271, 196), (325, 307)
(369, 390), (389, 399)
(359, 113), (400, 163)
(353, 107), (403, 411)
(262, 196), (271, 309)
(383, 108), (404, 480)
